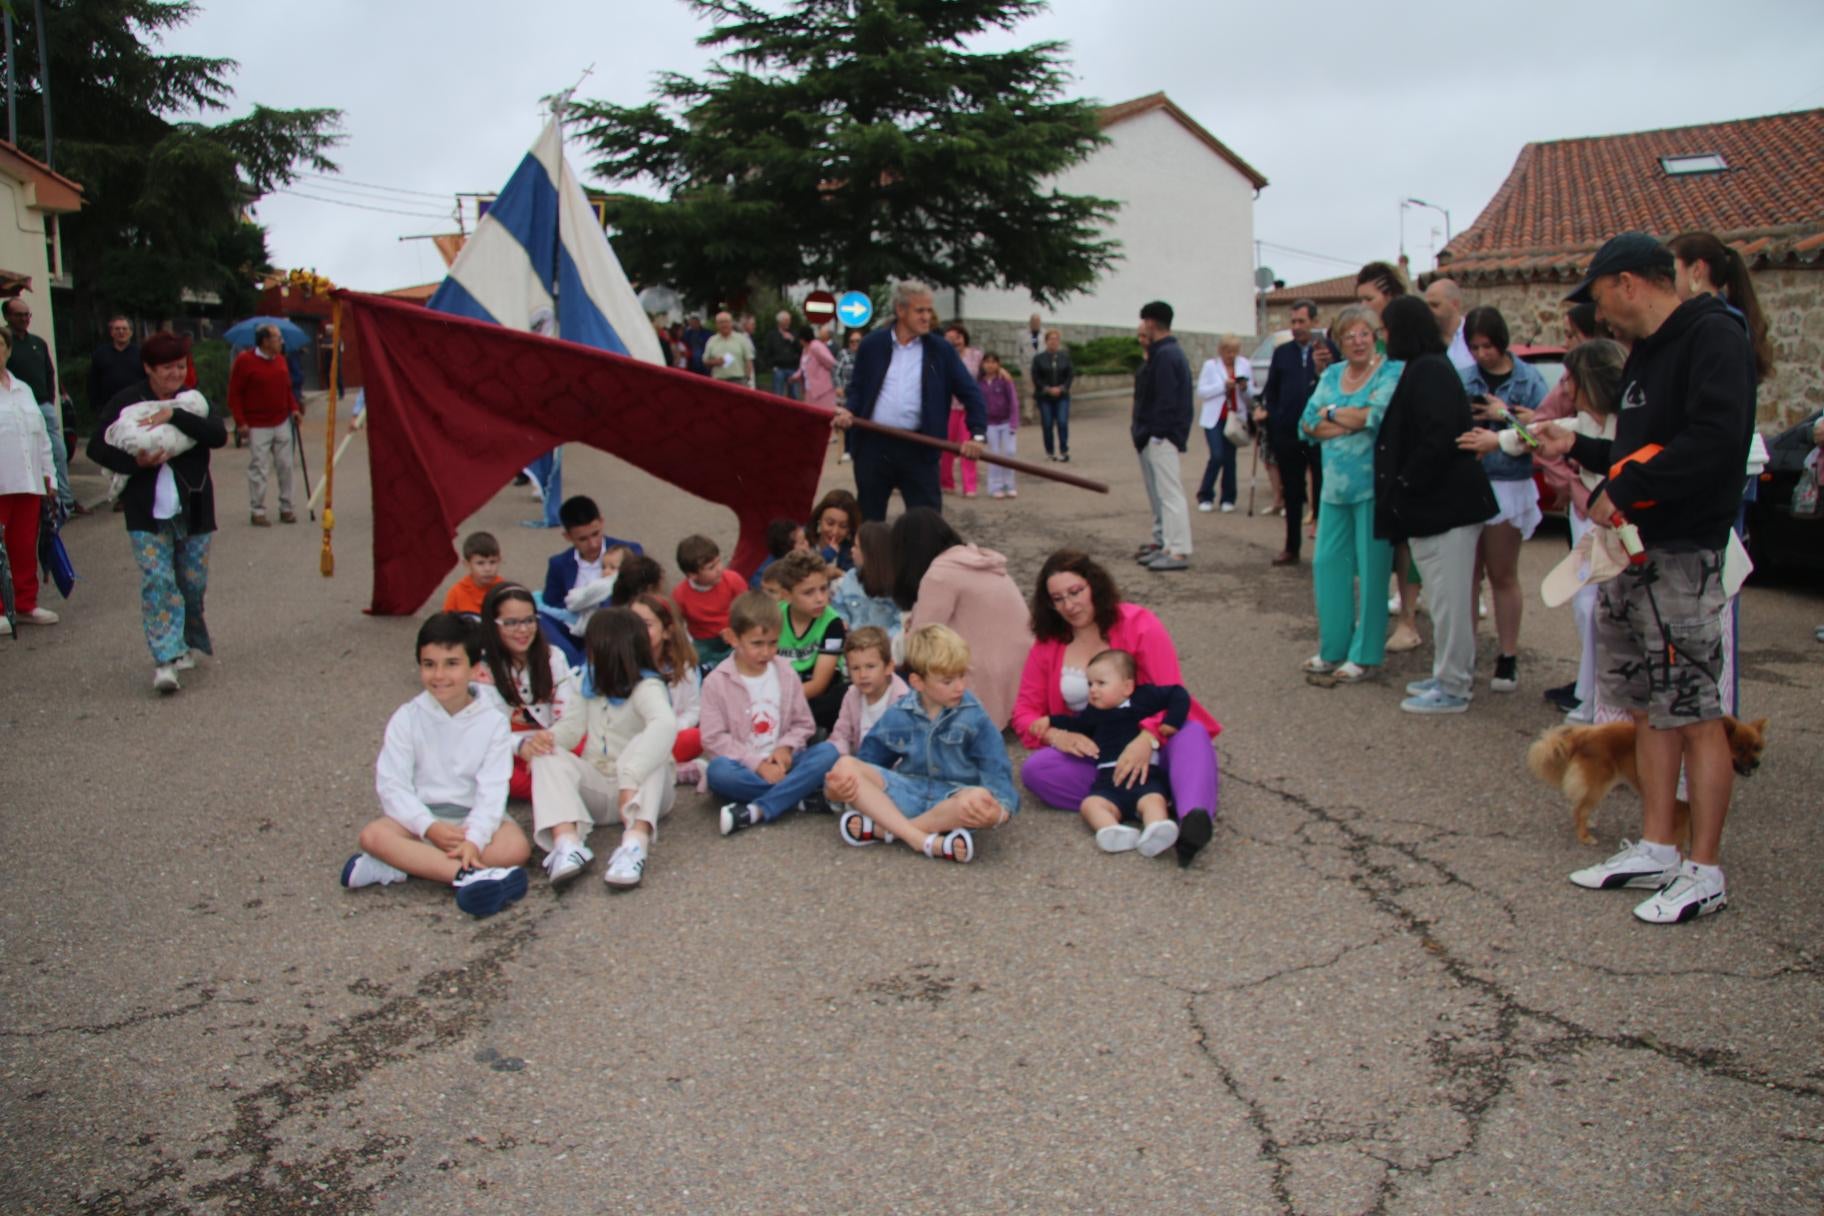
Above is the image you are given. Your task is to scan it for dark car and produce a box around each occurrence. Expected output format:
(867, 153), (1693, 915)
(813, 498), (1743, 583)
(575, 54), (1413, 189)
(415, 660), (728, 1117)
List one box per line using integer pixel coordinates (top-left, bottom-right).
(1745, 411), (1824, 579)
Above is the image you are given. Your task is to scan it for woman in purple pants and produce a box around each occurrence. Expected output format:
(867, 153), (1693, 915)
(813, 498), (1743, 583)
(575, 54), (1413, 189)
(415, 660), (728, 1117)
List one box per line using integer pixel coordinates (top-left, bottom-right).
(1012, 550), (1223, 867)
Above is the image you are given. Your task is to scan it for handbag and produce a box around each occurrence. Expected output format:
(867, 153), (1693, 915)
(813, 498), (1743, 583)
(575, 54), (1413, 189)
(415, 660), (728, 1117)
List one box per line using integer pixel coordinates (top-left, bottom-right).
(38, 521), (77, 600)
(1221, 383), (1252, 448)
(1793, 450), (1821, 519)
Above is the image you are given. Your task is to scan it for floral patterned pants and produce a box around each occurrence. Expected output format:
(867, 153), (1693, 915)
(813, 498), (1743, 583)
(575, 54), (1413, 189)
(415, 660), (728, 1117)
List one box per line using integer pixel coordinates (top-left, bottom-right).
(130, 520), (212, 664)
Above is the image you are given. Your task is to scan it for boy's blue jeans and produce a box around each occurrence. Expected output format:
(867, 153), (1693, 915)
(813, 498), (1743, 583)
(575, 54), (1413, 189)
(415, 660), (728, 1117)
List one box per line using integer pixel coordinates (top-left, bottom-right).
(706, 742), (839, 820)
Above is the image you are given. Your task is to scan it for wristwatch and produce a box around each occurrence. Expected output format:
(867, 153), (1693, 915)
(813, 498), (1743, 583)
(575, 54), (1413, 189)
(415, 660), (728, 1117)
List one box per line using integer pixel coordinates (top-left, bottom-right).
(1324, 406), (1337, 424)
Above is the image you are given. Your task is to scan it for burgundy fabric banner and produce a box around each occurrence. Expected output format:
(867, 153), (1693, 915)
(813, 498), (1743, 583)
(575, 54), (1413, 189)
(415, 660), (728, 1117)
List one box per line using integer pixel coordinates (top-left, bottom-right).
(335, 291), (832, 615)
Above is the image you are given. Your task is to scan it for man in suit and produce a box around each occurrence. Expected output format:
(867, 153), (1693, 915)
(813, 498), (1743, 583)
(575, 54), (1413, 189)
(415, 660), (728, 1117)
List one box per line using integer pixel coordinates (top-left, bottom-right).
(832, 280), (987, 521)
(1255, 299), (1337, 565)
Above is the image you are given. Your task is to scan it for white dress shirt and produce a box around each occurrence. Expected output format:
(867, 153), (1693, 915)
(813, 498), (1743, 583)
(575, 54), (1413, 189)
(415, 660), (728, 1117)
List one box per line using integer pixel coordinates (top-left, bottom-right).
(0, 373), (53, 495)
(873, 331), (925, 431)
(1446, 324), (1476, 373)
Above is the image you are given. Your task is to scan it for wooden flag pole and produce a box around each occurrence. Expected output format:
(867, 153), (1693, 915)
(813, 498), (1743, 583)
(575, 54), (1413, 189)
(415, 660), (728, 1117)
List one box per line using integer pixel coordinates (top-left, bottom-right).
(320, 300), (341, 577)
(842, 415), (1108, 494)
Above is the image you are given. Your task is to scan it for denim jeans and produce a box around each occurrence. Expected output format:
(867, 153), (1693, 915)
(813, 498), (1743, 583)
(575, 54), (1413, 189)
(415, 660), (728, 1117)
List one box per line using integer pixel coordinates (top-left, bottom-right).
(1038, 393), (1070, 456)
(770, 367), (800, 400)
(706, 742), (840, 819)
(1196, 425), (1237, 506)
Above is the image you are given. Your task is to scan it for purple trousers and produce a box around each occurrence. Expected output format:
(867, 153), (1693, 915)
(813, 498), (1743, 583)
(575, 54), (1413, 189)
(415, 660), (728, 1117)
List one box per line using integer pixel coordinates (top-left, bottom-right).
(1019, 722), (1219, 820)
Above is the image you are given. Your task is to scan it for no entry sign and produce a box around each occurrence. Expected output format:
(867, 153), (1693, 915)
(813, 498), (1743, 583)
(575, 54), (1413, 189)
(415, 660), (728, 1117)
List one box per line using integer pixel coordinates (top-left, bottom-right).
(803, 291), (837, 326)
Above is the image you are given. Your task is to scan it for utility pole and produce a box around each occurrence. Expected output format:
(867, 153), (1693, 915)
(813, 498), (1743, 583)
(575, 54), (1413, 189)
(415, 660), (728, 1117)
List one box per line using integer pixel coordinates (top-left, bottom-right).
(32, 0), (51, 167)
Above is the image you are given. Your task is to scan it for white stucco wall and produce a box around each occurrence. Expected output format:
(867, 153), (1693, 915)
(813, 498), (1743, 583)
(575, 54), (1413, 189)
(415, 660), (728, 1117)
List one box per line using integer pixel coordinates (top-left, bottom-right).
(958, 107), (1259, 335)
(0, 170), (60, 378)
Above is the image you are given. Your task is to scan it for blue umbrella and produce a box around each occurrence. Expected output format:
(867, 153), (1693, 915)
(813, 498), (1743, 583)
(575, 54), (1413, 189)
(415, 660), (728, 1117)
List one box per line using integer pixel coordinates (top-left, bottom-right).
(221, 315), (311, 349)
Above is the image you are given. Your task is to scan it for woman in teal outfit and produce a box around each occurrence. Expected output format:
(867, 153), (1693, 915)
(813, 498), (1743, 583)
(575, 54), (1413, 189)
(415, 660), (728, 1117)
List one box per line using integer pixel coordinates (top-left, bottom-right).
(1298, 305), (1404, 682)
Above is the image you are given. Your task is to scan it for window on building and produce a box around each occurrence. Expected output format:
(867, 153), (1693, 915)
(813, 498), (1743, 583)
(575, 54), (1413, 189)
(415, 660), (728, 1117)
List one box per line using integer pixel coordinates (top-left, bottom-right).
(1660, 153), (1728, 176)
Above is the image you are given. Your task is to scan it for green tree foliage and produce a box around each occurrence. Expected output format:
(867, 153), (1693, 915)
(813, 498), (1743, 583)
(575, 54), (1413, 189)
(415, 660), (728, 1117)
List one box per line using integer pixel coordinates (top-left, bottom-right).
(568, 0), (1118, 309)
(5, 1), (342, 325)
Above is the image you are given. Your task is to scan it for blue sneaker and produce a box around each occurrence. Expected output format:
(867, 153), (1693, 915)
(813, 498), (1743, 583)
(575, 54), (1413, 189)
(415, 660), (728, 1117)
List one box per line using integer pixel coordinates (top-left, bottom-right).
(1401, 687), (1470, 715)
(451, 866), (529, 917)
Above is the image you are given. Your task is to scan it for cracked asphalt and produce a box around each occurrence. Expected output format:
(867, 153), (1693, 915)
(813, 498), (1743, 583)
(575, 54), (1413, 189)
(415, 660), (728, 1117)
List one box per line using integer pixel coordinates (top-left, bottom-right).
(4, 395), (1821, 1214)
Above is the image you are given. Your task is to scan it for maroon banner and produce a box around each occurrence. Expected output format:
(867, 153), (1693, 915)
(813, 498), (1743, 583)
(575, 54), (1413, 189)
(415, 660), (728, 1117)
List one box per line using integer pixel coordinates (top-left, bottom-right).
(335, 291), (832, 615)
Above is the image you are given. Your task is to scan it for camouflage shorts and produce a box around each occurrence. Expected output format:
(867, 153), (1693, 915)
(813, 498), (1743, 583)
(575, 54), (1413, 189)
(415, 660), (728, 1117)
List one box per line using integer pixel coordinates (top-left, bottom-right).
(1595, 547), (1727, 730)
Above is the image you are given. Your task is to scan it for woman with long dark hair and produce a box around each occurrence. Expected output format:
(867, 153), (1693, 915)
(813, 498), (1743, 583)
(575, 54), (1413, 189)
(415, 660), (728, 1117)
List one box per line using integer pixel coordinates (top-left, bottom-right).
(1374, 297), (1496, 714)
(1667, 232), (1774, 383)
(1011, 549), (1223, 866)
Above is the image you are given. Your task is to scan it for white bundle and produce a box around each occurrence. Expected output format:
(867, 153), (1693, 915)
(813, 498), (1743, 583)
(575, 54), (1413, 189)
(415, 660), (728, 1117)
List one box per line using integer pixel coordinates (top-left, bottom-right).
(104, 391), (211, 458)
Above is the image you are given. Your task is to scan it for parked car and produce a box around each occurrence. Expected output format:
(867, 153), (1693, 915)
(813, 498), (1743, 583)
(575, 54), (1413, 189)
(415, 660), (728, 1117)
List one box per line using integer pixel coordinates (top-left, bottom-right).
(1247, 328), (1329, 404)
(1745, 411), (1824, 579)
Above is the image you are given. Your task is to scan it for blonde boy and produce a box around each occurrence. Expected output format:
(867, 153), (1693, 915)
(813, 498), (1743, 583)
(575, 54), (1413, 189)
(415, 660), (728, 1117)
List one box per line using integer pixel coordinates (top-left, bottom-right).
(824, 624), (1017, 863)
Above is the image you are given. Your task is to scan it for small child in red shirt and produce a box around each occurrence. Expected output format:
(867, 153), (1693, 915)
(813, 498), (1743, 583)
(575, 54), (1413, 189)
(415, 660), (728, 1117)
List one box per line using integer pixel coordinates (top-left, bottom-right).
(673, 534), (748, 669)
(443, 532), (503, 617)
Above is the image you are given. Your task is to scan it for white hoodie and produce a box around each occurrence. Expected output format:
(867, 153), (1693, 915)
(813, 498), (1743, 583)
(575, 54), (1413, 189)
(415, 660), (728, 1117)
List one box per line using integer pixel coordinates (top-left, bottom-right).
(375, 688), (514, 848)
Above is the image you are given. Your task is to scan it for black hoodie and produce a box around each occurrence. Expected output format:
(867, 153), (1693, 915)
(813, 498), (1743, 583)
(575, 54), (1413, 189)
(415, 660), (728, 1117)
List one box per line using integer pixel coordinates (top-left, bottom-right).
(1570, 293), (1755, 550)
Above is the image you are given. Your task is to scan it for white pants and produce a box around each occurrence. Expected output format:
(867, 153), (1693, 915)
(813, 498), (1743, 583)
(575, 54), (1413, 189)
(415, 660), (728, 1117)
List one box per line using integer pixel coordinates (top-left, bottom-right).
(1138, 438), (1192, 555)
(1410, 523), (1482, 698)
(986, 424), (1016, 495)
(246, 423), (295, 515)
(529, 750), (674, 853)
(1567, 510), (1599, 718)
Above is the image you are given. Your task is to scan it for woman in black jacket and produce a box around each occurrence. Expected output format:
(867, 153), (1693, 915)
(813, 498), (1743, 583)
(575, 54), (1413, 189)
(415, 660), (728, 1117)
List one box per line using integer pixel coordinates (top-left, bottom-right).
(1374, 296), (1497, 714)
(1029, 329), (1074, 461)
(86, 332), (228, 695)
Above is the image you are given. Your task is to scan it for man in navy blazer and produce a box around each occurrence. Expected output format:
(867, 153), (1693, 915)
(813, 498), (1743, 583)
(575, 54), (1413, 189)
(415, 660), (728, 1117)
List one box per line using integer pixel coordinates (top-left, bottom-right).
(1255, 299), (1338, 564)
(833, 280), (988, 521)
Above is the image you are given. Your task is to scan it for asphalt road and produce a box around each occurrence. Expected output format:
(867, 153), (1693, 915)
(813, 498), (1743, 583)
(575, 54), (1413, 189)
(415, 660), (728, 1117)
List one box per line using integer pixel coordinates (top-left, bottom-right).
(3, 396), (1821, 1215)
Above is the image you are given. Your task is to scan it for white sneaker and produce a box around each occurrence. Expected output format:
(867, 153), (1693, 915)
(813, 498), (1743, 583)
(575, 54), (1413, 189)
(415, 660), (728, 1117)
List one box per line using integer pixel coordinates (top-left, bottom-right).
(1197, 501), (1215, 513)
(1568, 839), (1679, 891)
(543, 839), (593, 884)
(1633, 861), (1727, 923)
(604, 838), (647, 889)
(0, 616), (11, 636)
(1095, 825), (1140, 853)
(21, 607), (59, 625)
(340, 852), (408, 889)
(173, 651), (198, 671)
(1137, 819), (1180, 858)
(153, 664), (181, 694)
(839, 452), (852, 463)
(1220, 503), (1236, 513)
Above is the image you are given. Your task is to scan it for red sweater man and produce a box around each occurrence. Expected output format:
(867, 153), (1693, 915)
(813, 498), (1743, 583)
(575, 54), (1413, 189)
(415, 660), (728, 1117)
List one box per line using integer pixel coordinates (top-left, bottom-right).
(227, 347), (296, 430)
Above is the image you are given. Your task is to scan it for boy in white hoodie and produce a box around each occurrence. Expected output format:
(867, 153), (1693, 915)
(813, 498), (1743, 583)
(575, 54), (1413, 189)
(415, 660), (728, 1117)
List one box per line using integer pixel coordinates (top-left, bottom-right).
(341, 613), (533, 917)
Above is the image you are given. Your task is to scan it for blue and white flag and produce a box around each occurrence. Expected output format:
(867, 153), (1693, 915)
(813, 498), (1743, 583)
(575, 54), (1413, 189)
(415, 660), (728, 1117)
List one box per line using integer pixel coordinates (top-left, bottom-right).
(429, 114), (662, 365)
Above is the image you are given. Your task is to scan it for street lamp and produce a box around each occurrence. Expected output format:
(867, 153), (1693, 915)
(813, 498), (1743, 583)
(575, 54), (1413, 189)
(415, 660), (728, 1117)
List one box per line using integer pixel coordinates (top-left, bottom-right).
(1402, 198), (1451, 245)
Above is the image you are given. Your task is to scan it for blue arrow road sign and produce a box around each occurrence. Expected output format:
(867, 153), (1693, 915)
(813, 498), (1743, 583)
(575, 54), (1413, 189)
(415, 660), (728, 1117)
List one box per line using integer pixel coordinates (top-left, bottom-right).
(837, 291), (873, 327)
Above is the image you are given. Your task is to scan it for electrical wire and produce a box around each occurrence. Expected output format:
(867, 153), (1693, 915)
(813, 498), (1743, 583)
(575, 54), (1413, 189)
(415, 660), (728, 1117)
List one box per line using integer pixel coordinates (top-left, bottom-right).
(1257, 240), (1367, 270)
(274, 189), (455, 220)
(297, 171), (451, 201)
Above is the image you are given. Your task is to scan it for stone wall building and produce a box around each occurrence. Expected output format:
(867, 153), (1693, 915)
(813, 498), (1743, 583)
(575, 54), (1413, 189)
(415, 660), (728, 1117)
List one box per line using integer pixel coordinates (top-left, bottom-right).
(1423, 109), (1823, 430)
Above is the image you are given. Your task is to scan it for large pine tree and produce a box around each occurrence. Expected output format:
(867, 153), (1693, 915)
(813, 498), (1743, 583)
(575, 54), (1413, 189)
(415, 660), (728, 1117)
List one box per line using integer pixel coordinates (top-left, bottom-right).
(569, 0), (1118, 309)
(3, 0), (342, 326)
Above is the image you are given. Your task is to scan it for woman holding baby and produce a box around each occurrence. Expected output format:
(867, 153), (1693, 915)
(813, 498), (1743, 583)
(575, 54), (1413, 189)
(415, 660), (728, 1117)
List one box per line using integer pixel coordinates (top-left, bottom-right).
(88, 331), (227, 694)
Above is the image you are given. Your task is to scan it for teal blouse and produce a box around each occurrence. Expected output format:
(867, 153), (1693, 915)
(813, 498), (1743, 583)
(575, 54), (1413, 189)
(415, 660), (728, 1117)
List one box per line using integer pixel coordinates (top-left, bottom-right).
(1299, 359), (1404, 506)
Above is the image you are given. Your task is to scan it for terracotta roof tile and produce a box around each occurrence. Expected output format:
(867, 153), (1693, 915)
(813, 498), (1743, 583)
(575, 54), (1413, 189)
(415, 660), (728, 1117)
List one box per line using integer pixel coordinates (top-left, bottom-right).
(1445, 109), (1824, 260)
(1263, 273), (1359, 305)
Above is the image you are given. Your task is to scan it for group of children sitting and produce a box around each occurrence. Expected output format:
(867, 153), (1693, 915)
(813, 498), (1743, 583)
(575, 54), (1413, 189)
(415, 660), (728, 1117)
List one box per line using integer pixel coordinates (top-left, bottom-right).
(342, 491), (1186, 917)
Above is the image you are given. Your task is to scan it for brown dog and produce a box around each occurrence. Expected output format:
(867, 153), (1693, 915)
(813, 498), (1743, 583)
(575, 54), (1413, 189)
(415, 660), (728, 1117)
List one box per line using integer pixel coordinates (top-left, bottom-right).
(1526, 716), (1767, 845)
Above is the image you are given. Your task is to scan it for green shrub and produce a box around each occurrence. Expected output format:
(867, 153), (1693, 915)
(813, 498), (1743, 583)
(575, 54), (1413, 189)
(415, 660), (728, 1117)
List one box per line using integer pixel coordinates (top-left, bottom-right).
(1068, 334), (1143, 376)
(191, 339), (231, 415)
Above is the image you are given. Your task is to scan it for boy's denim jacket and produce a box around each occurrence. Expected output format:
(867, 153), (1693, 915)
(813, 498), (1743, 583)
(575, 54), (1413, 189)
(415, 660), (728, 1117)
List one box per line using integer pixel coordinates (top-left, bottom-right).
(854, 689), (1019, 812)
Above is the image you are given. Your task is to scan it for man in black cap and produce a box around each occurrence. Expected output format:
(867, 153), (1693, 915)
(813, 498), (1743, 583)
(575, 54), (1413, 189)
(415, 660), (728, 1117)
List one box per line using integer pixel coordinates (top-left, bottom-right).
(1534, 231), (1755, 924)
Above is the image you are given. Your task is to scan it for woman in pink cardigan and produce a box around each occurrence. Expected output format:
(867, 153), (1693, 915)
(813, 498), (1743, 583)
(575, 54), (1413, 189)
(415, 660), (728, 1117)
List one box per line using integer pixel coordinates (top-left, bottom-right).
(1012, 549), (1222, 867)
(892, 508), (1030, 730)
(795, 325), (839, 410)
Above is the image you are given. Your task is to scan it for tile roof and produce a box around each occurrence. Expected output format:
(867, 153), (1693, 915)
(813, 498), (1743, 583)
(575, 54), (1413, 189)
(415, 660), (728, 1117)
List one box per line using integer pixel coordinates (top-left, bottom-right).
(1263, 273), (1361, 305)
(0, 140), (84, 213)
(1437, 109), (1824, 282)
(1098, 92), (1269, 190)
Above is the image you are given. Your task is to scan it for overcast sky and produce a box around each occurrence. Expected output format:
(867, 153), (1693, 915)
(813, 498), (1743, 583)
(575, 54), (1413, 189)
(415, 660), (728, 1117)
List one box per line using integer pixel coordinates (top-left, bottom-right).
(164, 0), (1824, 298)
